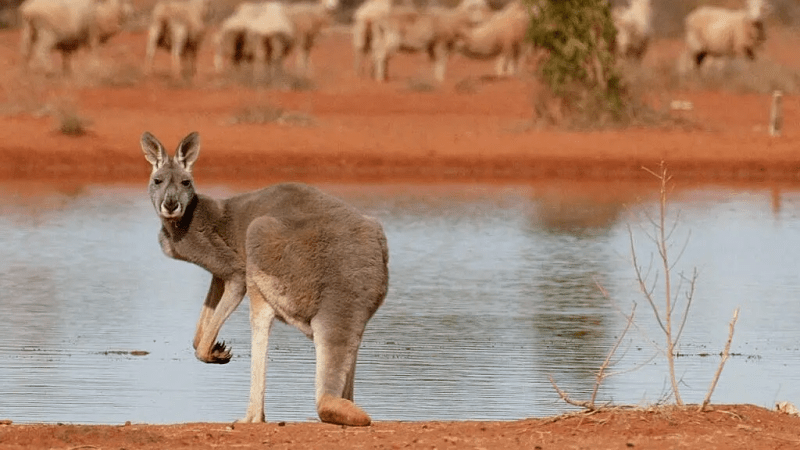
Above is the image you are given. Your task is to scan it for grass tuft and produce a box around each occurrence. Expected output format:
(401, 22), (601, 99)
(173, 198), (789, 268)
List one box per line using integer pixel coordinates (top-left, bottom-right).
(229, 103), (316, 127)
(55, 107), (92, 136)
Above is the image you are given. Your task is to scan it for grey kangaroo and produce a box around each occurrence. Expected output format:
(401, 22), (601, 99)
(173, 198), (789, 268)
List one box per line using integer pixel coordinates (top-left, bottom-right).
(141, 131), (389, 426)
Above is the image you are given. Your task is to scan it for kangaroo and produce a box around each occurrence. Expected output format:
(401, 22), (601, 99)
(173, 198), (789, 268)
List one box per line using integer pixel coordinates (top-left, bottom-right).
(140, 131), (389, 426)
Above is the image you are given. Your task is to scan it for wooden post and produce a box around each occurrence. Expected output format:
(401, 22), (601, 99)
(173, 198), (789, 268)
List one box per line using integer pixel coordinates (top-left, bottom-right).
(769, 90), (783, 137)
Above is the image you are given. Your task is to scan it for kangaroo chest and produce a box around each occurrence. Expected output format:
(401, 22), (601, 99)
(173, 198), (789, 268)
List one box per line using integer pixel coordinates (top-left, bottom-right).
(158, 225), (246, 279)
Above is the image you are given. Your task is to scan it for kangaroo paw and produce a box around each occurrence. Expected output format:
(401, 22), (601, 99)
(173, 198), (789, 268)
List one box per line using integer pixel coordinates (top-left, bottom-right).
(317, 394), (371, 427)
(208, 341), (232, 364)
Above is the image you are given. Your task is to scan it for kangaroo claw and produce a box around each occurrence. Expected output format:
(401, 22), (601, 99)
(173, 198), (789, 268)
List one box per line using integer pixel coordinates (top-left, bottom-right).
(210, 340), (232, 364)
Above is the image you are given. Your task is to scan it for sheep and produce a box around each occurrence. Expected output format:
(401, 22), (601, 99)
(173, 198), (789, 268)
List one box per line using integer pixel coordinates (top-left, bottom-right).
(284, 0), (340, 74)
(453, 0), (532, 77)
(248, 2), (296, 79)
(19, 0), (134, 74)
(367, 0), (492, 82)
(213, 2), (264, 73)
(213, 2), (295, 79)
(683, 0), (769, 70)
(143, 0), (211, 80)
(352, 0), (392, 77)
(611, 0), (651, 61)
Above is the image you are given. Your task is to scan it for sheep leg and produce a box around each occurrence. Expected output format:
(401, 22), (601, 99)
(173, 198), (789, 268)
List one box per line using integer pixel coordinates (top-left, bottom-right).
(694, 51), (707, 69)
(187, 48), (198, 79)
(61, 50), (73, 75)
(494, 53), (508, 77)
(20, 20), (34, 71)
(270, 37), (286, 81)
(33, 27), (57, 74)
(430, 42), (448, 83)
(144, 23), (160, 75)
(507, 44), (521, 76)
(372, 51), (388, 82)
(213, 33), (226, 74)
(296, 44), (311, 76)
(353, 19), (369, 76)
(253, 35), (268, 81)
(84, 28), (103, 74)
(171, 24), (189, 79)
(370, 22), (392, 82)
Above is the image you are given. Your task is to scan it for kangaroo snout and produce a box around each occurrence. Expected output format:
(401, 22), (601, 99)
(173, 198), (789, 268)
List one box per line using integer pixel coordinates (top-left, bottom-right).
(160, 198), (182, 218)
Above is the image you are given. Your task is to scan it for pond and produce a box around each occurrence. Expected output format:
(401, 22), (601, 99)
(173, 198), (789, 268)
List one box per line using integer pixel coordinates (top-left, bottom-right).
(1, 180), (799, 424)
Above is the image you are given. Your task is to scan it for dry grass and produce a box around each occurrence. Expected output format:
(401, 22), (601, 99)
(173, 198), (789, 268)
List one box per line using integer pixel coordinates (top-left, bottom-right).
(229, 103), (316, 127)
(50, 100), (92, 136)
(617, 52), (800, 95)
(406, 78), (436, 92)
(73, 60), (143, 88)
(678, 57), (800, 94)
(538, 51), (800, 130)
(215, 66), (316, 91)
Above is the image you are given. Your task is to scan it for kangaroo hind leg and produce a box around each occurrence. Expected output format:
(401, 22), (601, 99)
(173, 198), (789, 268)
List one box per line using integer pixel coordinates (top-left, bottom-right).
(312, 317), (371, 426)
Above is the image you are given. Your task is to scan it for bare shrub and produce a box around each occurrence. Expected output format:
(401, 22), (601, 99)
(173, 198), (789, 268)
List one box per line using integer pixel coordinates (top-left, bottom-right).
(551, 163), (741, 411)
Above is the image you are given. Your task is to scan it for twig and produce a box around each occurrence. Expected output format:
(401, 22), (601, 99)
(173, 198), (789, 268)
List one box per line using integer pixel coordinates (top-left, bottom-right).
(630, 226), (666, 334)
(590, 300), (637, 405)
(699, 307), (740, 412)
(549, 376), (598, 411)
(673, 268), (698, 343)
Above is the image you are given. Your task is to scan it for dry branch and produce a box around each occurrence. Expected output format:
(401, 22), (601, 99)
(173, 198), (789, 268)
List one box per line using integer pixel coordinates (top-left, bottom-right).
(699, 307), (740, 412)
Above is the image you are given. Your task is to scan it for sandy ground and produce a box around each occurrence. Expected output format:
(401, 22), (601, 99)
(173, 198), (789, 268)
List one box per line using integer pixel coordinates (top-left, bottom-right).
(1, 16), (800, 450)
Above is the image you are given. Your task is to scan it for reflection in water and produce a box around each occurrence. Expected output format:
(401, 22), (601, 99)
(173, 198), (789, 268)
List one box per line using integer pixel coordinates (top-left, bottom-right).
(526, 188), (630, 405)
(1, 182), (799, 424)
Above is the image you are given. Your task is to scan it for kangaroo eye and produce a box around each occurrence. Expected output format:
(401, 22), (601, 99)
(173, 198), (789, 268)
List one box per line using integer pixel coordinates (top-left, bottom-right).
(153, 178), (163, 185)
(181, 180), (192, 187)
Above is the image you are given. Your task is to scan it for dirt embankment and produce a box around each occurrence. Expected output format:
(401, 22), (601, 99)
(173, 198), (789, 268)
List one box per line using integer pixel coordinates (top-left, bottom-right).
(2, 27), (800, 186)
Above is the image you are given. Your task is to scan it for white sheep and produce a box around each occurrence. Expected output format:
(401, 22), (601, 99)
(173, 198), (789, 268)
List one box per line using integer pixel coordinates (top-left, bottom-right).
(454, 0), (532, 77)
(684, 0), (769, 70)
(352, 0), (392, 77)
(367, 0), (492, 82)
(213, 2), (263, 73)
(249, 2), (296, 79)
(213, 2), (295, 79)
(612, 0), (651, 61)
(143, 0), (211, 80)
(19, 0), (134, 74)
(284, 0), (340, 74)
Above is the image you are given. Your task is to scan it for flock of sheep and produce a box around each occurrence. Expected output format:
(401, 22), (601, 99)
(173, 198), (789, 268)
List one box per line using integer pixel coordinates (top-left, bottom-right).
(15, 0), (771, 83)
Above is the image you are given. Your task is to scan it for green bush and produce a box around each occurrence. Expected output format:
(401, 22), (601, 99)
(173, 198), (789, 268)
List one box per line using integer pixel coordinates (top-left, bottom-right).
(527, 0), (625, 125)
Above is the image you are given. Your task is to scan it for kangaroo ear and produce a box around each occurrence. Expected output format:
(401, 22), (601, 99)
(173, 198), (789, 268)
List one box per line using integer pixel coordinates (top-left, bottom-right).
(175, 131), (201, 172)
(141, 131), (168, 169)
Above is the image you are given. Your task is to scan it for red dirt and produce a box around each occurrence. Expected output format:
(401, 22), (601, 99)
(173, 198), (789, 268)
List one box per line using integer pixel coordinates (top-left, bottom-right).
(1, 405), (799, 450)
(1, 19), (800, 450)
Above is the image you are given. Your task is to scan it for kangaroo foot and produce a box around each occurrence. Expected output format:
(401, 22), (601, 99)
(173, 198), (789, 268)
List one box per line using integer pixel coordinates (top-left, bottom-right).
(196, 341), (232, 364)
(317, 394), (371, 426)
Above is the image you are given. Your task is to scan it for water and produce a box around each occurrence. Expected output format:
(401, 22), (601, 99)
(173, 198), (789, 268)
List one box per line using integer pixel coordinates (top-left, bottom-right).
(1, 181), (799, 424)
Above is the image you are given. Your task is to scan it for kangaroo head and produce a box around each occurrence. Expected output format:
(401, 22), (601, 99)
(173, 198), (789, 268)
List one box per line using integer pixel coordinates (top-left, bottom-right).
(141, 131), (200, 221)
